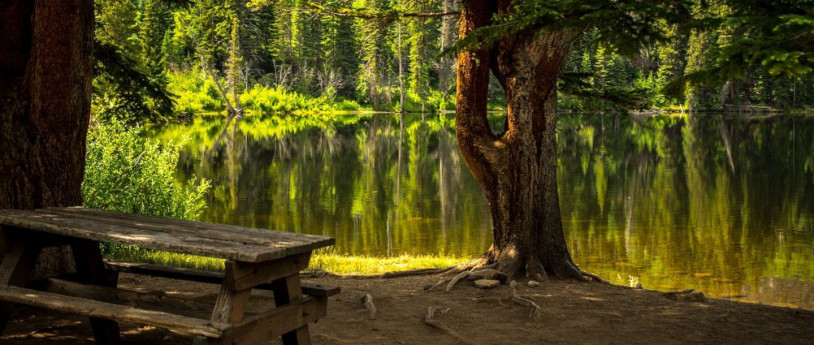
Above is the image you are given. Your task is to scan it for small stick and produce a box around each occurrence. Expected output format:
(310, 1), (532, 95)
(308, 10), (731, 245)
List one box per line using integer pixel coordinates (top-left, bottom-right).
(423, 307), (473, 345)
(362, 293), (376, 319)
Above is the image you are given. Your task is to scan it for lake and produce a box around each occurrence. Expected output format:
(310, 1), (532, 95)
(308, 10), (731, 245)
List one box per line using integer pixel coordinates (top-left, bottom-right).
(151, 113), (814, 309)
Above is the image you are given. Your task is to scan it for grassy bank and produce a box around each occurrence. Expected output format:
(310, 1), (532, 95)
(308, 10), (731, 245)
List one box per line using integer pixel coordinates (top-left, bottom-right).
(103, 246), (470, 275)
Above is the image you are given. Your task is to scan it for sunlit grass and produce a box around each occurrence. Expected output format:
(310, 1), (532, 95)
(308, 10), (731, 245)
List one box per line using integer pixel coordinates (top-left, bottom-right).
(309, 253), (470, 275)
(103, 246), (471, 275)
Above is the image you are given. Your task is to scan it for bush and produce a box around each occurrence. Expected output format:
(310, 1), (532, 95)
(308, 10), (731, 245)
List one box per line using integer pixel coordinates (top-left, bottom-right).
(167, 71), (223, 115)
(82, 120), (210, 220)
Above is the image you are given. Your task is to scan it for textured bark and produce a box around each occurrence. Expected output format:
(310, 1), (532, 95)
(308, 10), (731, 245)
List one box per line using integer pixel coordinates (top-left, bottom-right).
(456, 1), (583, 280)
(0, 0), (95, 275)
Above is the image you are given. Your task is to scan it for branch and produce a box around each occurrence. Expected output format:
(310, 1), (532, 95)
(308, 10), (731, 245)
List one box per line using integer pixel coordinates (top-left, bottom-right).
(423, 307), (473, 345)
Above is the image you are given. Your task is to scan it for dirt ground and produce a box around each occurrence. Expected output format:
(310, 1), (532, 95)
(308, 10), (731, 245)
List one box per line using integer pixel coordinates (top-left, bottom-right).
(2, 273), (812, 345)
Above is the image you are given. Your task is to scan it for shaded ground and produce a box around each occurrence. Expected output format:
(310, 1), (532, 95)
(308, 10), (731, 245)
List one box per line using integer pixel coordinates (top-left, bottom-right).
(2, 273), (812, 344)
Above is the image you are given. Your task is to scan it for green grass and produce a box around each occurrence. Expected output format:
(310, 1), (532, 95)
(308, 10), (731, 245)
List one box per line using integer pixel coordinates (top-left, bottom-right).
(309, 253), (469, 275)
(103, 246), (471, 275)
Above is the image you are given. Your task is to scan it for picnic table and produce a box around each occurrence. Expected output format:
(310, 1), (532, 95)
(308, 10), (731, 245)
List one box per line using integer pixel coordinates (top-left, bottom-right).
(0, 207), (338, 345)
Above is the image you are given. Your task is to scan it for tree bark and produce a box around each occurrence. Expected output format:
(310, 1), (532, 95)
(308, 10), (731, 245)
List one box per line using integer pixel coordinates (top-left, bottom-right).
(455, 0), (584, 280)
(0, 0), (95, 274)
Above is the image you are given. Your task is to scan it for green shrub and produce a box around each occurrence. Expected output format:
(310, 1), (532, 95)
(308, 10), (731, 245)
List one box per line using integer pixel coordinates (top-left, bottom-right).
(169, 71), (365, 115)
(83, 120), (211, 258)
(83, 120), (210, 220)
(167, 71), (223, 115)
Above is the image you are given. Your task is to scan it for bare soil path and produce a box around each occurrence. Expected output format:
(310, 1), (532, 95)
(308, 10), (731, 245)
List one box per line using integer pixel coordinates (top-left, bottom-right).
(3, 273), (812, 344)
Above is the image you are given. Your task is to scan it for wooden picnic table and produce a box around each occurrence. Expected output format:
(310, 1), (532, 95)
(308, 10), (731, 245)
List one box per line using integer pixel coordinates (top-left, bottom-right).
(0, 207), (338, 345)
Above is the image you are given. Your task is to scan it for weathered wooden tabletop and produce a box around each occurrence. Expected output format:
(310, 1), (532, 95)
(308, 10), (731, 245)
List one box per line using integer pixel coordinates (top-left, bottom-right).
(0, 207), (335, 263)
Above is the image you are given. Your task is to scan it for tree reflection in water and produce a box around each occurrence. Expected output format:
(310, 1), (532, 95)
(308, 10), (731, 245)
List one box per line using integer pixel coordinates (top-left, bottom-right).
(151, 113), (814, 309)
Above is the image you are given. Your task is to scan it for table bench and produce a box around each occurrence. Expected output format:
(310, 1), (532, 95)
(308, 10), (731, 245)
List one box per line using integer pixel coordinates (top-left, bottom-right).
(0, 207), (338, 345)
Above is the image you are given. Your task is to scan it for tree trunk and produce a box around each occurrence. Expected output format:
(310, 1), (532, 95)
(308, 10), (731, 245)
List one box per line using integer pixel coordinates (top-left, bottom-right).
(0, 0), (95, 275)
(455, 0), (584, 280)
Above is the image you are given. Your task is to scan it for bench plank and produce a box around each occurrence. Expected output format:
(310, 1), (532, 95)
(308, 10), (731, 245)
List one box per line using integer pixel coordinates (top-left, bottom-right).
(0, 208), (335, 263)
(105, 261), (340, 297)
(45, 278), (213, 320)
(0, 285), (230, 338)
(232, 295), (327, 345)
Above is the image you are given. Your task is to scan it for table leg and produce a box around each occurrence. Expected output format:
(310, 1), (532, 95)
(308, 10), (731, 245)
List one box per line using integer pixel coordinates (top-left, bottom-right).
(271, 274), (311, 345)
(211, 261), (251, 324)
(0, 241), (41, 334)
(71, 239), (120, 344)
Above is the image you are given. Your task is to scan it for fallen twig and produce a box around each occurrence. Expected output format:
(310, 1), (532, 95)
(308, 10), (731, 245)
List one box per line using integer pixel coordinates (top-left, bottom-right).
(362, 293), (376, 319)
(423, 307), (473, 345)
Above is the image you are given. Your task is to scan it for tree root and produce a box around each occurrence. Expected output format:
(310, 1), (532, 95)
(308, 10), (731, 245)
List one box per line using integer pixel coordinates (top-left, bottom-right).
(423, 307), (473, 345)
(445, 269), (508, 291)
(509, 281), (541, 320)
(380, 267), (453, 278)
(424, 278), (449, 292)
(361, 293), (376, 319)
(580, 270), (609, 284)
(446, 271), (470, 292)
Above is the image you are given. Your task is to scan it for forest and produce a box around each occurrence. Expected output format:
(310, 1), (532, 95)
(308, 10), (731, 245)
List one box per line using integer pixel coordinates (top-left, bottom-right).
(1, 0), (814, 343)
(94, 0), (814, 124)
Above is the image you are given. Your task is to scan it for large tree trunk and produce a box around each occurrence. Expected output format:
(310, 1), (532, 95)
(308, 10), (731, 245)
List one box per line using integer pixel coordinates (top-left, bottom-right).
(455, 0), (584, 280)
(0, 0), (95, 274)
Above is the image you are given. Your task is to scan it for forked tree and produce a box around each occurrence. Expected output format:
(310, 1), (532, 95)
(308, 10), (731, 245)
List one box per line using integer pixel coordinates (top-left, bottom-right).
(453, 0), (690, 280)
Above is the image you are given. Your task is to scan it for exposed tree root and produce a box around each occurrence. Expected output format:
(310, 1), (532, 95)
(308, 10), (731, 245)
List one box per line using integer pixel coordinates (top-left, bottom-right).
(509, 281), (542, 320)
(423, 307), (473, 345)
(580, 271), (610, 284)
(446, 271), (471, 292)
(445, 269), (509, 291)
(379, 267), (452, 278)
(425, 278), (449, 292)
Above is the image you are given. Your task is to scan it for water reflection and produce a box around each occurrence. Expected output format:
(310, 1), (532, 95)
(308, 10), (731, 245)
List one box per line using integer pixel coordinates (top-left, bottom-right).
(152, 113), (814, 309)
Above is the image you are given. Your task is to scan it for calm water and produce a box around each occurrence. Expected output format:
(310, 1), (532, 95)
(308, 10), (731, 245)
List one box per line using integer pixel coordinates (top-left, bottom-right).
(152, 113), (814, 309)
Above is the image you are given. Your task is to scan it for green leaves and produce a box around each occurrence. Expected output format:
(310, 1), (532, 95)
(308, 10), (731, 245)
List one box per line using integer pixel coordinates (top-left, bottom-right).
(83, 120), (210, 221)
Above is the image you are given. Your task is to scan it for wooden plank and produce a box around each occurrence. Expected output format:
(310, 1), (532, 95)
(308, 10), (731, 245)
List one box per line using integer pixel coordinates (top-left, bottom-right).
(228, 253), (311, 292)
(0, 208), (335, 263)
(0, 239), (41, 334)
(104, 261), (340, 297)
(46, 207), (327, 244)
(0, 284), (230, 338)
(44, 278), (213, 320)
(0, 211), (288, 263)
(71, 239), (121, 344)
(229, 296), (327, 345)
(210, 262), (251, 324)
(271, 275), (311, 345)
(45, 207), (332, 256)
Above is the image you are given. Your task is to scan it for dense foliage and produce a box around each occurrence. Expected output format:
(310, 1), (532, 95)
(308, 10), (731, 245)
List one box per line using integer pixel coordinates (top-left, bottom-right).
(92, 0), (814, 123)
(82, 120), (210, 220)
